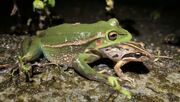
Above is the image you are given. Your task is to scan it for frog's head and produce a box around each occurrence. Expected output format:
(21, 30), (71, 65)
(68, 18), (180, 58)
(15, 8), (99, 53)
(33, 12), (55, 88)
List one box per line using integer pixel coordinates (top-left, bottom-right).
(116, 42), (152, 62)
(99, 41), (152, 62)
(95, 18), (132, 49)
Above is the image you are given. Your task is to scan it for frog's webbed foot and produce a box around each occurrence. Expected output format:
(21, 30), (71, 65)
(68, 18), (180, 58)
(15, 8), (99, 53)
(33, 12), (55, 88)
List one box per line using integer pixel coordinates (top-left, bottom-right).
(19, 56), (58, 81)
(108, 76), (132, 99)
(114, 60), (135, 86)
(118, 75), (135, 87)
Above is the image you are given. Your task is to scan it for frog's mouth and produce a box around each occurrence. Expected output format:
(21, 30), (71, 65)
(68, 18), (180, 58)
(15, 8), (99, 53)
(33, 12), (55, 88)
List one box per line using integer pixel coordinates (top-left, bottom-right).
(121, 61), (150, 74)
(89, 58), (150, 75)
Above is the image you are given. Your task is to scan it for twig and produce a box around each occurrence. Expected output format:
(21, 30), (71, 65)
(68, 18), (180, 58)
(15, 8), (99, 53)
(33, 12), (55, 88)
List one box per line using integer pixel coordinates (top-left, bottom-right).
(31, 62), (57, 68)
(154, 55), (173, 59)
(11, 0), (18, 16)
(0, 64), (18, 74)
(0, 64), (11, 69)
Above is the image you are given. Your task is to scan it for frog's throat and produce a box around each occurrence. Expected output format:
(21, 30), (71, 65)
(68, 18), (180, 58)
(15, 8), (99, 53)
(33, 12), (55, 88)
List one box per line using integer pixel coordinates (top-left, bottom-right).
(43, 35), (102, 48)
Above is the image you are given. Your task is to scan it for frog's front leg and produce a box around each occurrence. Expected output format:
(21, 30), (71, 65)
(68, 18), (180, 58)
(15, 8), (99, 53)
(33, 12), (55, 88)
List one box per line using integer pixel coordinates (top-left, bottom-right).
(20, 37), (42, 80)
(22, 37), (42, 62)
(114, 60), (135, 85)
(74, 53), (129, 95)
(75, 53), (108, 82)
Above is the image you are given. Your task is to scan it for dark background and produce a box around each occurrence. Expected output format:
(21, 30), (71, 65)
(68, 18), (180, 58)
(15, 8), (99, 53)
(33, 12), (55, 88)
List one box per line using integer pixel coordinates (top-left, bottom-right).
(0, 0), (179, 35)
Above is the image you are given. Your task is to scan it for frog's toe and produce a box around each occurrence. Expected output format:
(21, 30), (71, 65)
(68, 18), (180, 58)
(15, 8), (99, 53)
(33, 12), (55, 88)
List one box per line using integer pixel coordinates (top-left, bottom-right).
(119, 76), (135, 87)
(108, 76), (132, 99)
(98, 69), (108, 74)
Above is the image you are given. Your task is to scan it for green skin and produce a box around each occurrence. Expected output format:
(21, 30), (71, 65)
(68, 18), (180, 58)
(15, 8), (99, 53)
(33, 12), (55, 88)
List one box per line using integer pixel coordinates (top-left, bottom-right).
(22, 18), (132, 96)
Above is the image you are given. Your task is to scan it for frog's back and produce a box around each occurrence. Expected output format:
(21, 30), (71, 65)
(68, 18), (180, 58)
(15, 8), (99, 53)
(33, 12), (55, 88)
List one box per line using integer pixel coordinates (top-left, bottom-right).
(40, 20), (115, 45)
(38, 19), (121, 66)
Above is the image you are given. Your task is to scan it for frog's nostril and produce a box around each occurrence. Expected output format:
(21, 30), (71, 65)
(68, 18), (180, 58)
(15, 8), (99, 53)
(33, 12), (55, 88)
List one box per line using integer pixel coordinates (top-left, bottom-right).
(105, 48), (110, 51)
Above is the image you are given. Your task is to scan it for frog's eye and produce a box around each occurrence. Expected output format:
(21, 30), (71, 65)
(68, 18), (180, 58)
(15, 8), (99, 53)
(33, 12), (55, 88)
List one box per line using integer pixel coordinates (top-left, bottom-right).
(108, 31), (118, 41)
(135, 52), (142, 58)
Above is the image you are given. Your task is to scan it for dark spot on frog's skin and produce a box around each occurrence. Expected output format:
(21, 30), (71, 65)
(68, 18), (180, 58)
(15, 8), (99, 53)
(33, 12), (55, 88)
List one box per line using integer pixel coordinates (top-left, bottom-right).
(112, 54), (119, 58)
(122, 52), (143, 58)
(125, 48), (129, 51)
(105, 48), (110, 51)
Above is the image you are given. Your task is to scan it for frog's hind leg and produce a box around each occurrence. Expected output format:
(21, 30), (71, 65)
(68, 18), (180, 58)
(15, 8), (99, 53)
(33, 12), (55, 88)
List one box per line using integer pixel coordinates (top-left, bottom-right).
(22, 37), (42, 62)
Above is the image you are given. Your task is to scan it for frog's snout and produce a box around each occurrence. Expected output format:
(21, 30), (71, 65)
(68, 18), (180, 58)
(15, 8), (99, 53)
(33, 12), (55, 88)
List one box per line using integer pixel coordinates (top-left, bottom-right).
(146, 52), (152, 59)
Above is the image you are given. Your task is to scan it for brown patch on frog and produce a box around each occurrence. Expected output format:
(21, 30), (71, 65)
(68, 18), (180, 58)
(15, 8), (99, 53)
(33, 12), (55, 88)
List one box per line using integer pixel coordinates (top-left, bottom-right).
(43, 35), (102, 48)
(95, 39), (103, 47)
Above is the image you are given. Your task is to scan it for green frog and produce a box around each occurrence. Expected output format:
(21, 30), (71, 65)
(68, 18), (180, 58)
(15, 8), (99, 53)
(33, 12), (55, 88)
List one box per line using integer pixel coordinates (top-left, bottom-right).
(22, 18), (132, 98)
(99, 41), (151, 84)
